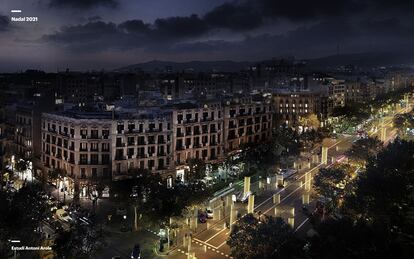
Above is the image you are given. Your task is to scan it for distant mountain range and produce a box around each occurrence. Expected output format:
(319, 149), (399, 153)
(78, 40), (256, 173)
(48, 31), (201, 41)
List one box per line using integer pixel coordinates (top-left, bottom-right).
(308, 51), (414, 69)
(115, 60), (254, 73)
(116, 52), (414, 73)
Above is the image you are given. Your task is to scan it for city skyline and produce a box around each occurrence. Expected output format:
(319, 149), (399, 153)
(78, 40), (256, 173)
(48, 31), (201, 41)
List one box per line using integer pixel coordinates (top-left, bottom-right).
(1, 1), (414, 259)
(1, 0), (414, 71)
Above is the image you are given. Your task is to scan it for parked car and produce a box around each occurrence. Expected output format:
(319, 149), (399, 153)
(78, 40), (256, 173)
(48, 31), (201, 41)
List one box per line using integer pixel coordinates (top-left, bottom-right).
(131, 244), (141, 259)
(56, 209), (72, 223)
(198, 213), (207, 223)
(205, 208), (214, 219)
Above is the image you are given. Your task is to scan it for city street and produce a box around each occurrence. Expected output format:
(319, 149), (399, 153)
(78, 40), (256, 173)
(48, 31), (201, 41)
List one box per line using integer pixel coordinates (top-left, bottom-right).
(162, 108), (405, 259)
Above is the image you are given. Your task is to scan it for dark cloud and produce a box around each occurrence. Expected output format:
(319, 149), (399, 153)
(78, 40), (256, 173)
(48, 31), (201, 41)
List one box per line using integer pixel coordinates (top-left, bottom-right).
(153, 15), (209, 38)
(118, 20), (150, 34)
(204, 2), (263, 31)
(43, 15), (208, 51)
(0, 15), (10, 32)
(33, 0), (414, 69)
(258, 0), (363, 20)
(372, 0), (414, 8)
(172, 17), (414, 60)
(88, 16), (102, 22)
(43, 13), (414, 58)
(43, 21), (120, 50)
(49, 0), (118, 9)
(202, 0), (363, 31)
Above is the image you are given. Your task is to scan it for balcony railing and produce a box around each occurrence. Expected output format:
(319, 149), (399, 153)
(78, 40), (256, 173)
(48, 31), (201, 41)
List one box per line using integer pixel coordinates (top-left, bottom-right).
(116, 142), (125, 147)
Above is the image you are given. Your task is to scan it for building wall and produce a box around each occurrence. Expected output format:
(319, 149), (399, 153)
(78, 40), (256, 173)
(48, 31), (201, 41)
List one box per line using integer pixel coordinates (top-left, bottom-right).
(172, 103), (224, 165)
(272, 92), (318, 127)
(14, 106), (33, 159)
(41, 98), (274, 182)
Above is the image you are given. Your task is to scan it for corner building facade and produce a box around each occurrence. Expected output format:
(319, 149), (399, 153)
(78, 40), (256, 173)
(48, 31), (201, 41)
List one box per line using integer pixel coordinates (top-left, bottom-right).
(41, 96), (273, 183)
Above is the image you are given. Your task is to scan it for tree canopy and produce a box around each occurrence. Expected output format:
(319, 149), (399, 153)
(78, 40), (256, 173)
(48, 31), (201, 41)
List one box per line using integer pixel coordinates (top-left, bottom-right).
(0, 183), (49, 258)
(311, 139), (414, 258)
(345, 137), (383, 166)
(228, 214), (303, 259)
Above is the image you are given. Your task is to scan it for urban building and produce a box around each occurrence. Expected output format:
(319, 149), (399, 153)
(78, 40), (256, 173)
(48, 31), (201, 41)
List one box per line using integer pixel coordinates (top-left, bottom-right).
(272, 91), (319, 127)
(40, 95), (273, 186)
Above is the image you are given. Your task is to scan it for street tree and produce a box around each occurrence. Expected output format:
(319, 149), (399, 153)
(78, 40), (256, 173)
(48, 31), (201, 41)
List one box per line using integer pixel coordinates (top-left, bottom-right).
(49, 168), (67, 202)
(228, 214), (303, 259)
(14, 158), (28, 181)
(54, 220), (103, 259)
(347, 139), (414, 228)
(314, 165), (353, 213)
(0, 183), (49, 258)
(298, 113), (320, 130)
(187, 158), (206, 182)
(345, 137), (382, 167)
(393, 113), (414, 139)
(308, 217), (390, 259)
(314, 139), (414, 258)
(113, 168), (210, 227)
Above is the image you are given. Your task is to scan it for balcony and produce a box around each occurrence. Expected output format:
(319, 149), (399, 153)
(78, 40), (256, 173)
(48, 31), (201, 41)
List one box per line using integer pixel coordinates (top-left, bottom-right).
(115, 155), (126, 160)
(176, 132), (184, 137)
(116, 142), (125, 147)
(147, 128), (161, 133)
(79, 160), (88, 165)
(137, 154), (147, 159)
(176, 146), (185, 151)
(89, 135), (99, 140)
(59, 131), (69, 137)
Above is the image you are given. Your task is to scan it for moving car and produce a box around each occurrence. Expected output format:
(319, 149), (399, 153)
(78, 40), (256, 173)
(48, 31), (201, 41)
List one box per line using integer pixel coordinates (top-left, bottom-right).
(236, 191), (252, 203)
(131, 244), (141, 259)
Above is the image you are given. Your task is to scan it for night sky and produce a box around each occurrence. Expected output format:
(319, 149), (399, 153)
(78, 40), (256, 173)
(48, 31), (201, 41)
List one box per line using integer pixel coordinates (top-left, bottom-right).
(0, 0), (413, 71)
